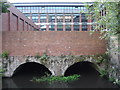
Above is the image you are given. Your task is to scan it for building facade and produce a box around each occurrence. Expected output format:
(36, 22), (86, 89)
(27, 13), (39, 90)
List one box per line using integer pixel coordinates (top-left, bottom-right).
(13, 2), (93, 31)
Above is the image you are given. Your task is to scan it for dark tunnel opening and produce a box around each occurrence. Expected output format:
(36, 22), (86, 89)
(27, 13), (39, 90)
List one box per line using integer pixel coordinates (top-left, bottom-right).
(13, 62), (52, 77)
(64, 61), (99, 77)
(4, 62), (52, 88)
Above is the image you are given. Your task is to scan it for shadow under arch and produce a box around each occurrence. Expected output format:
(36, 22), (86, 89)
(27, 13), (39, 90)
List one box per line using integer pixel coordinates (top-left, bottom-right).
(64, 61), (100, 77)
(8, 62), (52, 88)
(13, 62), (52, 77)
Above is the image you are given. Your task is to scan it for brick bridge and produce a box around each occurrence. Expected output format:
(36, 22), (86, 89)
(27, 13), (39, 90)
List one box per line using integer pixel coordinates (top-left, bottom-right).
(2, 31), (107, 77)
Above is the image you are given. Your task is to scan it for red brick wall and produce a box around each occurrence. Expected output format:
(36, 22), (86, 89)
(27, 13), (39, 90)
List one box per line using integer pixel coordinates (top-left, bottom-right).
(19, 18), (24, 31)
(11, 13), (18, 31)
(2, 13), (9, 31)
(2, 31), (106, 56)
(2, 4), (39, 31)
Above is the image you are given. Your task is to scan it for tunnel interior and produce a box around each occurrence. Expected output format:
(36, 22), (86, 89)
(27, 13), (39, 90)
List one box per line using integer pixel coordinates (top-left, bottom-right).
(13, 62), (52, 77)
(64, 61), (99, 77)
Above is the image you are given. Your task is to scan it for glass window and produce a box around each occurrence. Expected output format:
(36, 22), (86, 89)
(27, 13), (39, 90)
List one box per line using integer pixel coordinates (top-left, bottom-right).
(53, 7), (56, 9)
(25, 14), (30, 17)
(78, 7), (81, 9)
(82, 25), (87, 31)
(40, 25), (46, 31)
(57, 14), (63, 23)
(66, 24), (71, 31)
(57, 24), (63, 31)
(74, 24), (79, 31)
(56, 7), (59, 9)
(61, 7), (64, 9)
(40, 14), (47, 23)
(65, 14), (72, 23)
(17, 7), (20, 9)
(49, 14), (55, 23)
(70, 7), (73, 9)
(81, 7), (83, 10)
(49, 24), (55, 31)
(47, 7), (50, 9)
(32, 14), (38, 16)
(34, 7), (38, 10)
(41, 7), (45, 10)
(32, 19), (38, 23)
(31, 7), (34, 10)
(66, 7), (68, 9)
(73, 14), (79, 23)
(81, 13), (87, 22)
(28, 7), (30, 9)
(38, 7), (42, 9)
(32, 14), (38, 23)
(73, 7), (76, 10)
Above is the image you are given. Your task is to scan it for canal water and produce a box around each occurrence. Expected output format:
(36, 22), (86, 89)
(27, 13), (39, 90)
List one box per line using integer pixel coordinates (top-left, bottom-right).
(2, 62), (120, 88)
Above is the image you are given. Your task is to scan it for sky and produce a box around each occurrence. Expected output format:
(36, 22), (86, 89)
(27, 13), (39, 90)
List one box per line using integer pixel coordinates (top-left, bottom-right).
(8, 0), (94, 3)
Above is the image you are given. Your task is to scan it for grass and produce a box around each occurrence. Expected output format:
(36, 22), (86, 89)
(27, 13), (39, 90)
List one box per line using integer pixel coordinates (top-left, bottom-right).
(32, 74), (80, 83)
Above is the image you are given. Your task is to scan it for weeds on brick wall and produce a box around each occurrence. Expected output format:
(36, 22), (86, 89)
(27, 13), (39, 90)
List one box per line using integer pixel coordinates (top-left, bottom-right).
(35, 53), (41, 59)
(108, 67), (120, 85)
(109, 77), (116, 82)
(75, 54), (108, 65)
(99, 69), (108, 78)
(35, 52), (49, 63)
(92, 54), (109, 65)
(0, 67), (5, 76)
(1, 51), (9, 59)
(39, 53), (49, 61)
(109, 77), (120, 85)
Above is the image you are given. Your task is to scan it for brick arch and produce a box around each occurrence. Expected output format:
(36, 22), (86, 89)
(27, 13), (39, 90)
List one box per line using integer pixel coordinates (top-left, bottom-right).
(64, 61), (100, 76)
(12, 62), (52, 76)
(4, 57), (54, 77)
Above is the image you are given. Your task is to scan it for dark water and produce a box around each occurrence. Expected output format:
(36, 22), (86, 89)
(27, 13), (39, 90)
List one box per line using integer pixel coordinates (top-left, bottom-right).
(2, 62), (120, 88)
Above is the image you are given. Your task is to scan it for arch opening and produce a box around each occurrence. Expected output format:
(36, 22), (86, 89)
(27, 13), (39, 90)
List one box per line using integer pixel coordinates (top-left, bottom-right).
(13, 62), (52, 77)
(64, 61), (99, 77)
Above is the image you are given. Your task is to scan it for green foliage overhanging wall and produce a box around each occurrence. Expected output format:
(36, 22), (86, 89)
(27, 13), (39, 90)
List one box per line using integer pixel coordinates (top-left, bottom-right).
(85, 1), (120, 39)
(0, 1), (10, 13)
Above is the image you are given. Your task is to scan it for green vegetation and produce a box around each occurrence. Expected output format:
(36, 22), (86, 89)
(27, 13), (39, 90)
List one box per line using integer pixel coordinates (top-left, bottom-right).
(99, 69), (108, 77)
(35, 53), (41, 59)
(109, 77), (116, 82)
(85, 1), (120, 85)
(0, 67), (5, 76)
(1, 51), (9, 58)
(109, 77), (120, 85)
(0, 1), (10, 13)
(39, 53), (49, 61)
(75, 54), (108, 65)
(35, 52), (49, 64)
(85, 1), (120, 39)
(32, 74), (80, 83)
(35, 52), (49, 60)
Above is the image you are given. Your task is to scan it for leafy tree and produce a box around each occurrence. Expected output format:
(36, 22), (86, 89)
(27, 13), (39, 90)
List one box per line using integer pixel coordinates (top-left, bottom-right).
(86, 1), (120, 39)
(0, 1), (10, 13)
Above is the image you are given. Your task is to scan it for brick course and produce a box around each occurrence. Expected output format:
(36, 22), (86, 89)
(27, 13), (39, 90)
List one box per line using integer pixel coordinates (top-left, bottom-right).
(2, 31), (106, 56)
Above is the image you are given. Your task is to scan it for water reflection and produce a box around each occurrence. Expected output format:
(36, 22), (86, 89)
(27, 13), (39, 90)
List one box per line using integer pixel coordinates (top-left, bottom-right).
(3, 74), (119, 88)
